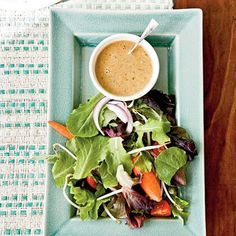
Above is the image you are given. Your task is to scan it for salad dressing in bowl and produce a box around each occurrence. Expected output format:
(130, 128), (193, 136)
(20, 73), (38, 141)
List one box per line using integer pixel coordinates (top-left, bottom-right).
(89, 33), (159, 101)
(95, 40), (152, 96)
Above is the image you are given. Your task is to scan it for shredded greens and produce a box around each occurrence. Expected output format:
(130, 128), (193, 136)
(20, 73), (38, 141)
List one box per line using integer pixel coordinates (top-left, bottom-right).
(45, 90), (197, 228)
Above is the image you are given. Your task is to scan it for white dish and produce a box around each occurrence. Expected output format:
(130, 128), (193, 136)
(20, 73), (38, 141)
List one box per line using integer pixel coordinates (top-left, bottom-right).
(89, 33), (159, 101)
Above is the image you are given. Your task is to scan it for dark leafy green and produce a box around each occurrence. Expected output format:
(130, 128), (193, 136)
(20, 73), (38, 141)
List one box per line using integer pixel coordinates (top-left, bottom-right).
(168, 126), (197, 160)
(133, 100), (161, 120)
(102, 121), (128, 138)
(172, 168), (187, 186)
(123, 132), (138, 151)
(125, 208), (146, 229)
(140, 90), (176, 124)
(122, 188), (155, 215)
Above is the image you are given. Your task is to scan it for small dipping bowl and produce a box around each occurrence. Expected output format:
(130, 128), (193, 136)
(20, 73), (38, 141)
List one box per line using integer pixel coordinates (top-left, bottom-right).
(89, 33), (159, 101)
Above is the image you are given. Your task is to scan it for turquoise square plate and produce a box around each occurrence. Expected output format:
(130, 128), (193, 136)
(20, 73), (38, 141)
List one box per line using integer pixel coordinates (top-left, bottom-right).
(45, 8), (205, 236)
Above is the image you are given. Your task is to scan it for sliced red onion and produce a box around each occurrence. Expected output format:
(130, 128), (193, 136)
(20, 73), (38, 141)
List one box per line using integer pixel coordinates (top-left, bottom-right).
(108, 101), (133, 134)
(107, 103), (128, 123)
(125, 108), (133, 134)
(93, 96), (111, 136)
(108, 100), (126, 110)
(93, 98), (133, 136)
(122, 103), (133, 134)
(127, 100), (134, 108)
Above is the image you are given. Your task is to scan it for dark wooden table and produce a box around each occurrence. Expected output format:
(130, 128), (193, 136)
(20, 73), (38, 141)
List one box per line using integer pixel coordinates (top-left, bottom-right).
(175, 1), (236, 235)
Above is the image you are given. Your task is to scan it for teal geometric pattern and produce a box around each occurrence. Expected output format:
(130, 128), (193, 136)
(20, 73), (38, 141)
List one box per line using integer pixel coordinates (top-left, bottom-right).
(0, 1), (172, 235)
(0, 9), (48, 236)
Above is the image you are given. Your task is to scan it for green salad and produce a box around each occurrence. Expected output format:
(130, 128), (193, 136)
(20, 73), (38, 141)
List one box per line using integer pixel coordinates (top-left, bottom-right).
(45, 90), (197, 228)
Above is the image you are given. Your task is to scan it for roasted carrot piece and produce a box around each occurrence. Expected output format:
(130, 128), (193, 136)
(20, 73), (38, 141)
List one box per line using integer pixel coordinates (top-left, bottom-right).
(132, 157), (162, 202)
(48, 120), (74, 140)
(151, 200), (171, 217)
(86, 176), (97, 190)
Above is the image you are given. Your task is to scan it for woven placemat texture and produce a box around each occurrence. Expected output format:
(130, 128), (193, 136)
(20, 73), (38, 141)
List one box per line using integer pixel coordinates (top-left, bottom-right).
(59, 0), (173, 10)
(0, 10), (48, 235)
(0, 1), (173, 235)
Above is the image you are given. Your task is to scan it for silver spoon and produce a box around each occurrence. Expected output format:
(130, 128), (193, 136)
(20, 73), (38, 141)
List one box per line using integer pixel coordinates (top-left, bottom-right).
(128, 19), (159, 55)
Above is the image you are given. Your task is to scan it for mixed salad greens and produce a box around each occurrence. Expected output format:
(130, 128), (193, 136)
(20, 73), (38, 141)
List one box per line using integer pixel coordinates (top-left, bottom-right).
(45, 90), (197, 228)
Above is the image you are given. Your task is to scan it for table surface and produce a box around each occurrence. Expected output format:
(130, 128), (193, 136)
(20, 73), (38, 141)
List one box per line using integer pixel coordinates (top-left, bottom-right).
(175, 1), (236, 235)
(0, 1), (234, 235)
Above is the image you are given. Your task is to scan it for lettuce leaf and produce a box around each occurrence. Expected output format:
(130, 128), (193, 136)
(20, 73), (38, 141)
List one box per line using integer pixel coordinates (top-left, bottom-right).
(173, 196), (189, 209)
(123, 132), (139, 151)
(91, 184), (108, 219)
(89, 198), (109, 220)
(69, 183), (108, 220)
(99, 106), (117, 127)
(171, 205), (190, 225)
(67, 136), (109, 180)
(99, 161), (118, 188)
(52, 151), (75, 188)
(105, 195), (127, 219)
(33, 154), (57, 164)
(66, 93), (103, 137)
(134, 100), (161, 120)
(133, 152), (153, 173)
(135, 118), (170, 144)
(107, 137), (133, 174)
(136, 131), (144, 148)
(100, 137), (133, 188)
(154, 147), (187, 185)
(140, 90), (176, 124)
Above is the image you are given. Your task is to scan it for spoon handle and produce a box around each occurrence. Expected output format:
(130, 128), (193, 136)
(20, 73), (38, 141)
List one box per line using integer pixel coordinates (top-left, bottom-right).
(140, 19), (159, 41)
(128, 19), (159, 54)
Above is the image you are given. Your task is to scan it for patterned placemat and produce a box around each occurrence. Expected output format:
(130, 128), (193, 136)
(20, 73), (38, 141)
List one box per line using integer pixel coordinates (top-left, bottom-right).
(0, 1), (173, 235)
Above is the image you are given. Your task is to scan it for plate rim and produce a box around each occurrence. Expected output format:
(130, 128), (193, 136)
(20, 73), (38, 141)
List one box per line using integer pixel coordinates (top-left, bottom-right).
(45, 8), (205, 236)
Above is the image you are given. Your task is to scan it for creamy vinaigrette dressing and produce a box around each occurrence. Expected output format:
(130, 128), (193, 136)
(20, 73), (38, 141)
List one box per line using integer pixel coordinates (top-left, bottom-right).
(95, 40), (152, 96)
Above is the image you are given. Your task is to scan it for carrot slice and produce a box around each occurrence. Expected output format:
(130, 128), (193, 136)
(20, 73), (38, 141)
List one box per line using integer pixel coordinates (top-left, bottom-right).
(132, 157), (162, 202)
(48, 120), (74, 140)
(86, 176), (97, 190)
(151, 200), (171, 217)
